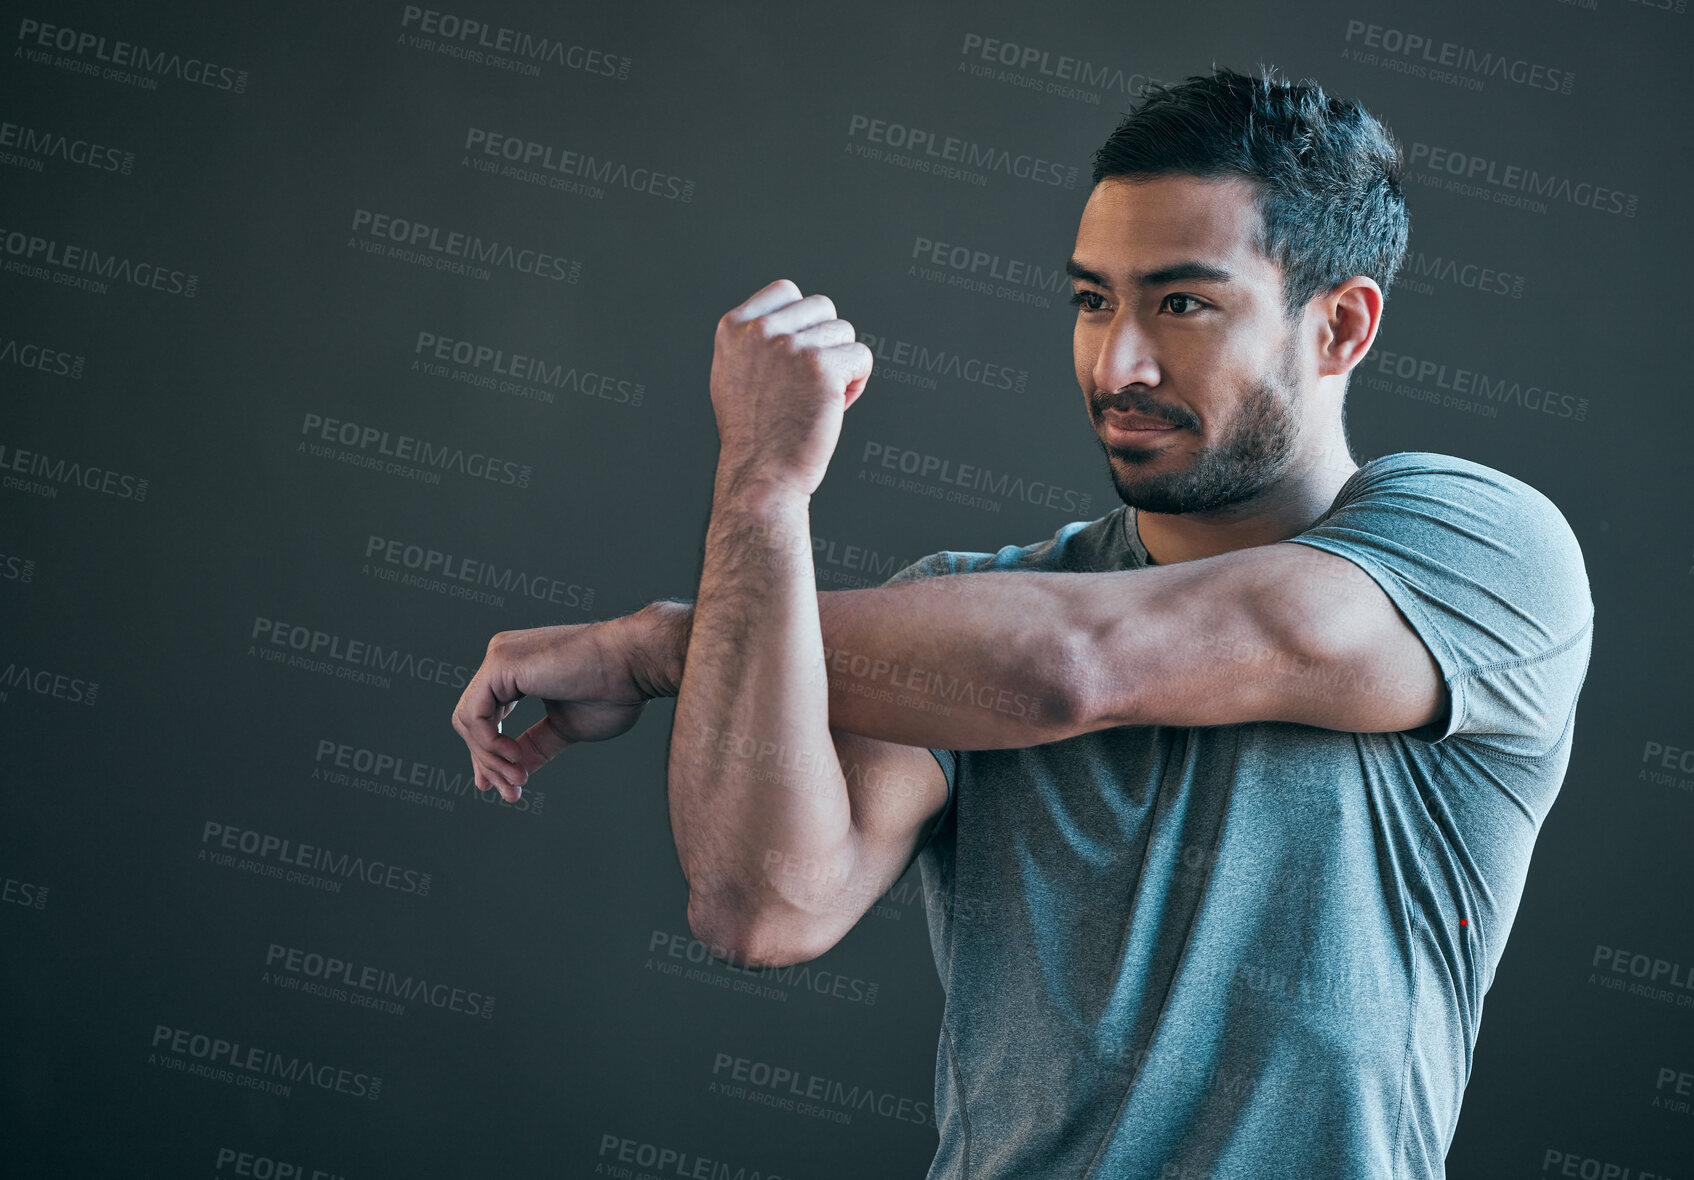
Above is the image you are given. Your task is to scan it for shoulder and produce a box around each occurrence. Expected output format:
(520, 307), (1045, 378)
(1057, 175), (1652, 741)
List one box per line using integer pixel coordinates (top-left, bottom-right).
(882, 507), (1134, 584)
(1339, 451), (1571, 521)
(1326, 451), (1585, 569)
(1291, 449), (1592, 679)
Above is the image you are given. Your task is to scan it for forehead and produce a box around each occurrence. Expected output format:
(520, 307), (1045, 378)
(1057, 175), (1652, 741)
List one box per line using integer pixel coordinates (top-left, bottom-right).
(1073, 175), (1277, 286)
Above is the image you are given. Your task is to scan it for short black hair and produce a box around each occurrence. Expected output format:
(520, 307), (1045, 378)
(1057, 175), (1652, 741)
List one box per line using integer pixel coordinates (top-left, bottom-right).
(1092, 64), (1410, 322)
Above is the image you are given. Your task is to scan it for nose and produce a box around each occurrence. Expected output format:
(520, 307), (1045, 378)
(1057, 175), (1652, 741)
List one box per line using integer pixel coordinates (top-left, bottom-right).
(1090, 309), (1159, 395)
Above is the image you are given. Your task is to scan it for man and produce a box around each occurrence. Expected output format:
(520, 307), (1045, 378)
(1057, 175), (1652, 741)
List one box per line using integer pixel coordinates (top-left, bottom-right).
(451, 66), (1593, 1179)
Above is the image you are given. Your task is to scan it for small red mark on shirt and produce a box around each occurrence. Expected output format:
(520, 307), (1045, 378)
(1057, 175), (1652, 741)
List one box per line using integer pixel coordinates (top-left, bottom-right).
(1459, 918), (1468, 927)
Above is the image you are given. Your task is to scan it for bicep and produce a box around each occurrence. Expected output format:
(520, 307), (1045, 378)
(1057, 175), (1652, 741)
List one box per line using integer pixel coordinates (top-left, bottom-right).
(1083, 542), (1447, 735)
(781, 729), (948, 959)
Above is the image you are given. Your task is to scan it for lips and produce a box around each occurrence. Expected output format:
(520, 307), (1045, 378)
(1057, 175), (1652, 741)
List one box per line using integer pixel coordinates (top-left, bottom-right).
(1101, 409), (1179, 431)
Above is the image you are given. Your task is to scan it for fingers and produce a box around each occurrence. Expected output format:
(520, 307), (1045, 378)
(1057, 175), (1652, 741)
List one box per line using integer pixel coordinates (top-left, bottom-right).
(759, 292), (837, 336)
(513, 715), (574, 769)
(825, 340), (875, 406)
(788, 318), (856, 349)
(451, 675), (529, 797)
(472, 750), (524, 802)
(730, 278), (804, 322)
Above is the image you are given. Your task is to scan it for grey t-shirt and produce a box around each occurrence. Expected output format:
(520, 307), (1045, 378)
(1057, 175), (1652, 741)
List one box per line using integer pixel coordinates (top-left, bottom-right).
(880, 451), (1594, 1179)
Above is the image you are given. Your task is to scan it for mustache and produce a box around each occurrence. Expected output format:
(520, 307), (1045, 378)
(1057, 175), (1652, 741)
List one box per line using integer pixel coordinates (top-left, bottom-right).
(1093, 397), (1191, 428)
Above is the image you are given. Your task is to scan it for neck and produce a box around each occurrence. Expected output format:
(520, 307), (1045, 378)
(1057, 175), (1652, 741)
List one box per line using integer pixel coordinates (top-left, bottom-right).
(1135, 439), (1358, 565)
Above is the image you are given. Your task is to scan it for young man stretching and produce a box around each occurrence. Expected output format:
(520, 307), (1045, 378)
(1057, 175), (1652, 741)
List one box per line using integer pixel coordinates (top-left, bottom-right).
(451, 65), (1594, 1180)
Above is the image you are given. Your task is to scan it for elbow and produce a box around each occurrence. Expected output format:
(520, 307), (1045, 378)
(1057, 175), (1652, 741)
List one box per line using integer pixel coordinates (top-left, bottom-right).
(686, 891), (833, 969)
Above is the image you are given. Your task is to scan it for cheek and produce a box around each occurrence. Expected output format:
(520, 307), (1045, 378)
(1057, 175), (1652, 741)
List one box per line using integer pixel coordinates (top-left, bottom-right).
(1073, 326), (1093, 386)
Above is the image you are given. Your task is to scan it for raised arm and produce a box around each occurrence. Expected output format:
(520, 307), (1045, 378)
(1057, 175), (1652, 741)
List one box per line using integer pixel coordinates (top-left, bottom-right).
(665, 278), (924, 968)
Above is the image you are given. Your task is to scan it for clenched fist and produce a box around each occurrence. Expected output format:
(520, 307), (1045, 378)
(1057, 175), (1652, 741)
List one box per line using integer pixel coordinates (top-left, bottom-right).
(710, 278), (873, 498)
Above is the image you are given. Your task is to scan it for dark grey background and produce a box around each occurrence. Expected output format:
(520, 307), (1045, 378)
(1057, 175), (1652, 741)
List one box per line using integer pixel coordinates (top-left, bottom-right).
(3, 1), (1690, 1176)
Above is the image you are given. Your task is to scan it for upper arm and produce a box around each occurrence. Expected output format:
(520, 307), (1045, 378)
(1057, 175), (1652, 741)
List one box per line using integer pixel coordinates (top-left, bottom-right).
(773, 729), (951, 961)
(1082, 457), (1593, 751)
(1080, 540), (1449, 734)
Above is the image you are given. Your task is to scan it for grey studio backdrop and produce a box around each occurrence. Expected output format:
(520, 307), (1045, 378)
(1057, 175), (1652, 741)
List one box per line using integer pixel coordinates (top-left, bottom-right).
(1, 0), (1690, 1177)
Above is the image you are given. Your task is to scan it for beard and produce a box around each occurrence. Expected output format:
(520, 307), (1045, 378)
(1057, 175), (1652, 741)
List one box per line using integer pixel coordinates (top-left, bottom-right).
(1093, 337), (1302, 516)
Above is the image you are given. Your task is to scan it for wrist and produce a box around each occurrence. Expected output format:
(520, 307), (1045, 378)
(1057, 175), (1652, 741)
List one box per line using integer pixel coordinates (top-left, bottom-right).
(712, 464), (813, 512)
(625, 599), (693, 698)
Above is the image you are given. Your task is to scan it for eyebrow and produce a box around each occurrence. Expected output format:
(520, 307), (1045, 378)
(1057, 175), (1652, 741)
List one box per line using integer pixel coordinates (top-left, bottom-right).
(1065, 257), (1236, 289)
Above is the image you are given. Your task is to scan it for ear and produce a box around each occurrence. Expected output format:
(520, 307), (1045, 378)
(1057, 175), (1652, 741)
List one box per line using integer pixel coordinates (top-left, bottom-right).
(1317, 276), (1382, 381)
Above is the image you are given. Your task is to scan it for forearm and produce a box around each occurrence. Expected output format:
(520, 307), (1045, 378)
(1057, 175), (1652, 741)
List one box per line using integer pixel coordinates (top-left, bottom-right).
(639, 571), (1088, 749)
(665, 476), (853, 960)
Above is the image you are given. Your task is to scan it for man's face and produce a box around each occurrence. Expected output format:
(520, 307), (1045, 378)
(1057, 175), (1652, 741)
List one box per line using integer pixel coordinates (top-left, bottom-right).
(1070, 174), (1313, 516)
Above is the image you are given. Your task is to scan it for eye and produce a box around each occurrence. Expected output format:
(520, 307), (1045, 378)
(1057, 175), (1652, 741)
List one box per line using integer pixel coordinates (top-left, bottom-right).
(1162, 293), (1205, 315)
(1068, 289), (1107, 312)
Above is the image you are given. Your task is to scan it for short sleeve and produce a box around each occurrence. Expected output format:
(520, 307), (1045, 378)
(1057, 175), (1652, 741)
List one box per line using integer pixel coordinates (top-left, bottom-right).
(880, 553), (960, 845)
(1277, 453), (1594, 758)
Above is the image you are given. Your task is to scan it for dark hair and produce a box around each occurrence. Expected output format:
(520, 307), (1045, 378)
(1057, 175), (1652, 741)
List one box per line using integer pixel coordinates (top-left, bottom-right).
(1092, 64), (1409, 321)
